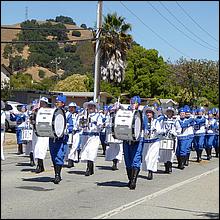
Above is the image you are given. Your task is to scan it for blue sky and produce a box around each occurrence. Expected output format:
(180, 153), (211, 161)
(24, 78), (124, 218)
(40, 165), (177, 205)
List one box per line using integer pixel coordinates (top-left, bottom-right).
(1, 1), (219, 62)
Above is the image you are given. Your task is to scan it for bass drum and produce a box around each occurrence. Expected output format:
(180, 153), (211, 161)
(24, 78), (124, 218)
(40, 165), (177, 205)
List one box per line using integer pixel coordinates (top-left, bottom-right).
(112, 109), (142, 141)
(105, 112), (122, 144)
(35, 107), (66, 138)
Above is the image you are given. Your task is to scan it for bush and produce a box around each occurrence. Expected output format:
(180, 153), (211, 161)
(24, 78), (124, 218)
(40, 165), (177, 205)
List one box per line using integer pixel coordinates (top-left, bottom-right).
(38, 70), (45, 78)
(80, 24), (87, 29)
(72, 30), (81, 37)
(64, 44), (76, 53)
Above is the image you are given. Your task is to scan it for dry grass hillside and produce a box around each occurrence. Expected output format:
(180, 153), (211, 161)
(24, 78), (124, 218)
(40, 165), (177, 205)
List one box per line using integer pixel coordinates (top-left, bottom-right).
(1, 21), (93, 80)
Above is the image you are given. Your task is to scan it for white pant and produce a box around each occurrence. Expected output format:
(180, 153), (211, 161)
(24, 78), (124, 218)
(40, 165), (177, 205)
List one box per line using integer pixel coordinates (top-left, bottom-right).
(105, 143), (123, 162)
(67, 132), (81, 161)
(142, 141), (160, 172)
(80, 135), (100, 162)
(32, 132), (49, 160)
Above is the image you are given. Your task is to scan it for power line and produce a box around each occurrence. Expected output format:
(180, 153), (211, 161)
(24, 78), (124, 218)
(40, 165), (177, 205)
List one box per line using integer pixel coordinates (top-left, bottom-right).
(1, 38), (96, 44)
(119, 1), (191, 59)
(147, 1), (218, 52)
(1, 26), (96, 31)
(175, 1), (218, 43)
(159, 1), (218, 50)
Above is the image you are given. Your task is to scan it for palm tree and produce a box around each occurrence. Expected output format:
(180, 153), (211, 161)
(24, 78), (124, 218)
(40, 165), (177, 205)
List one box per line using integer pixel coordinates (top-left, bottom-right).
(100, 12), (132, 84)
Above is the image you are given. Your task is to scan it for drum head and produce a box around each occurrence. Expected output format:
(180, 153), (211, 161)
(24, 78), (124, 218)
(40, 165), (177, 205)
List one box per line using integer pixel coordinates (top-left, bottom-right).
(53, 108), (66, 138)
(133, 111), (142, 140)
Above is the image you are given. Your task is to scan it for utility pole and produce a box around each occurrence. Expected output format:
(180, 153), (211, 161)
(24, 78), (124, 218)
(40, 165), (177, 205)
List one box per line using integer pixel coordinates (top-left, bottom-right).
(93, 1), (103, 103)
(51, 57), (68, 79)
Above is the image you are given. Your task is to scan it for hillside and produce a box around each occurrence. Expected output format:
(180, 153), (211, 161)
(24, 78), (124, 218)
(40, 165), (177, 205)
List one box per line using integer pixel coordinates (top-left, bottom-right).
(1, 21), (94, 81)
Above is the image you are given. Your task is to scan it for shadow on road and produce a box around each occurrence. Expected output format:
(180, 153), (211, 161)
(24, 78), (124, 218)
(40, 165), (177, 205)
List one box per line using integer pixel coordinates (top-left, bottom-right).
(22, 176), (54, 183)
(16, 162), (32, 166)
(196, 212), (219, 219)
(155, 205), (219, 219)
(67, 170), (85, 175)
(96, 165), (113, 170)
(16, 186), (54, 191)
(96, 180), (128, 187)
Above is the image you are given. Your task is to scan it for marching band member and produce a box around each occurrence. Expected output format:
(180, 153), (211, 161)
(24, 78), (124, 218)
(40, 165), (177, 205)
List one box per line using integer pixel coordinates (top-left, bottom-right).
(32, 97), (50, 173)
(79, 100), (103, 176)
(213, 109), (219, 158)
(1, 100), (6, 160)
(193, 108), (206, 162)
(99, 105), (109, 155)
(156, 106), (163, 118)
(123, 96), (144, 190)
(159, 107), (181, 173)
(49, 95), (73, 184)
(183, 106), (194, 166)
(176, 107), (194, 169)
(204, 110), (217, 160)
(24, 103), (35, 166)
(142, 106), (162, 180)
(105, 104), (124, 171)
(10, 104), (28, 155)
(65, 102), (78, 168)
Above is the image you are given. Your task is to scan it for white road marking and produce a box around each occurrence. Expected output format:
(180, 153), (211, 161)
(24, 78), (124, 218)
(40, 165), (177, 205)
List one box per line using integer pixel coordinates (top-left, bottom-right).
(93, 167), (219, 219)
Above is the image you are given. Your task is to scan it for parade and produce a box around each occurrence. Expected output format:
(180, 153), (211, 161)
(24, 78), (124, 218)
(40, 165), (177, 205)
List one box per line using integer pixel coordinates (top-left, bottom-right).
(1, 95), (219, 190)
(1, 1), (218, 218)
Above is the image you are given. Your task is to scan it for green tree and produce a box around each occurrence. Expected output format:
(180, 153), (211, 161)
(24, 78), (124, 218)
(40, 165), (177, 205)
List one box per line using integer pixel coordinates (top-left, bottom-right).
(121, 45), (172, 98)
(3, 44), (12, 59)
(38, 70), (45, 78)
(170, 58), (219, 107)
(10, 72), (33, 89)
(55, 15), (76, 25)
(72, 30), (81, 37)
(53, 74), (89, 92)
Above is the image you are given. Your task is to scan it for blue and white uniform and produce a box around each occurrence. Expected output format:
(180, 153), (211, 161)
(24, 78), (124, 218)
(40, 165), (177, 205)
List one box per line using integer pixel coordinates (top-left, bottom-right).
(204, 110), (217, 158)
(159, 109), (181, 165)
(142, 107), (162, 173)
(67, 103), (81, 162)
(49, 96), (73, 166)
(213, 110), (219, 157)
(105, 107), (123, 166)
(193, 108), (206, 155)
(10, 106), (27, 145)
(80, 108), (103, 162)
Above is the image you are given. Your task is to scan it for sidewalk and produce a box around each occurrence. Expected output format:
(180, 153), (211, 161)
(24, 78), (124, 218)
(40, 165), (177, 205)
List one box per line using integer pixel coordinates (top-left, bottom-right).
(4, 132), (17, 149)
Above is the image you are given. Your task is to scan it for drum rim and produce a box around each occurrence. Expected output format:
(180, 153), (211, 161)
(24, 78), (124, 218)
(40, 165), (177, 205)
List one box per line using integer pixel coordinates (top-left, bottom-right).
(131, 110), (142, 141)
(52, 108), (66, 138)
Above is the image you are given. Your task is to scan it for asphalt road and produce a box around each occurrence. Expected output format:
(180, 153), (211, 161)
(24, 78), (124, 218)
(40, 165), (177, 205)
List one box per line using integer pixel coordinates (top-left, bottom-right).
(1, 136), (219, 219)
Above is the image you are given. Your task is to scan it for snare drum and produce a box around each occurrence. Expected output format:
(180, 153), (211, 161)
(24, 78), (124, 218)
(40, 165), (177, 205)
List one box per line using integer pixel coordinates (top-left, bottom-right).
(35, 107), (66, 138)
(112, 109), (142, 141)
(160, 139), (174, 150)
(21, 129), (33, 141)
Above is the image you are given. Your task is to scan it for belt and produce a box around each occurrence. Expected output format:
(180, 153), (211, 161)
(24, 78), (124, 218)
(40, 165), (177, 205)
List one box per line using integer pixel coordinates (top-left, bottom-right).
(82, 132), (99, 136)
